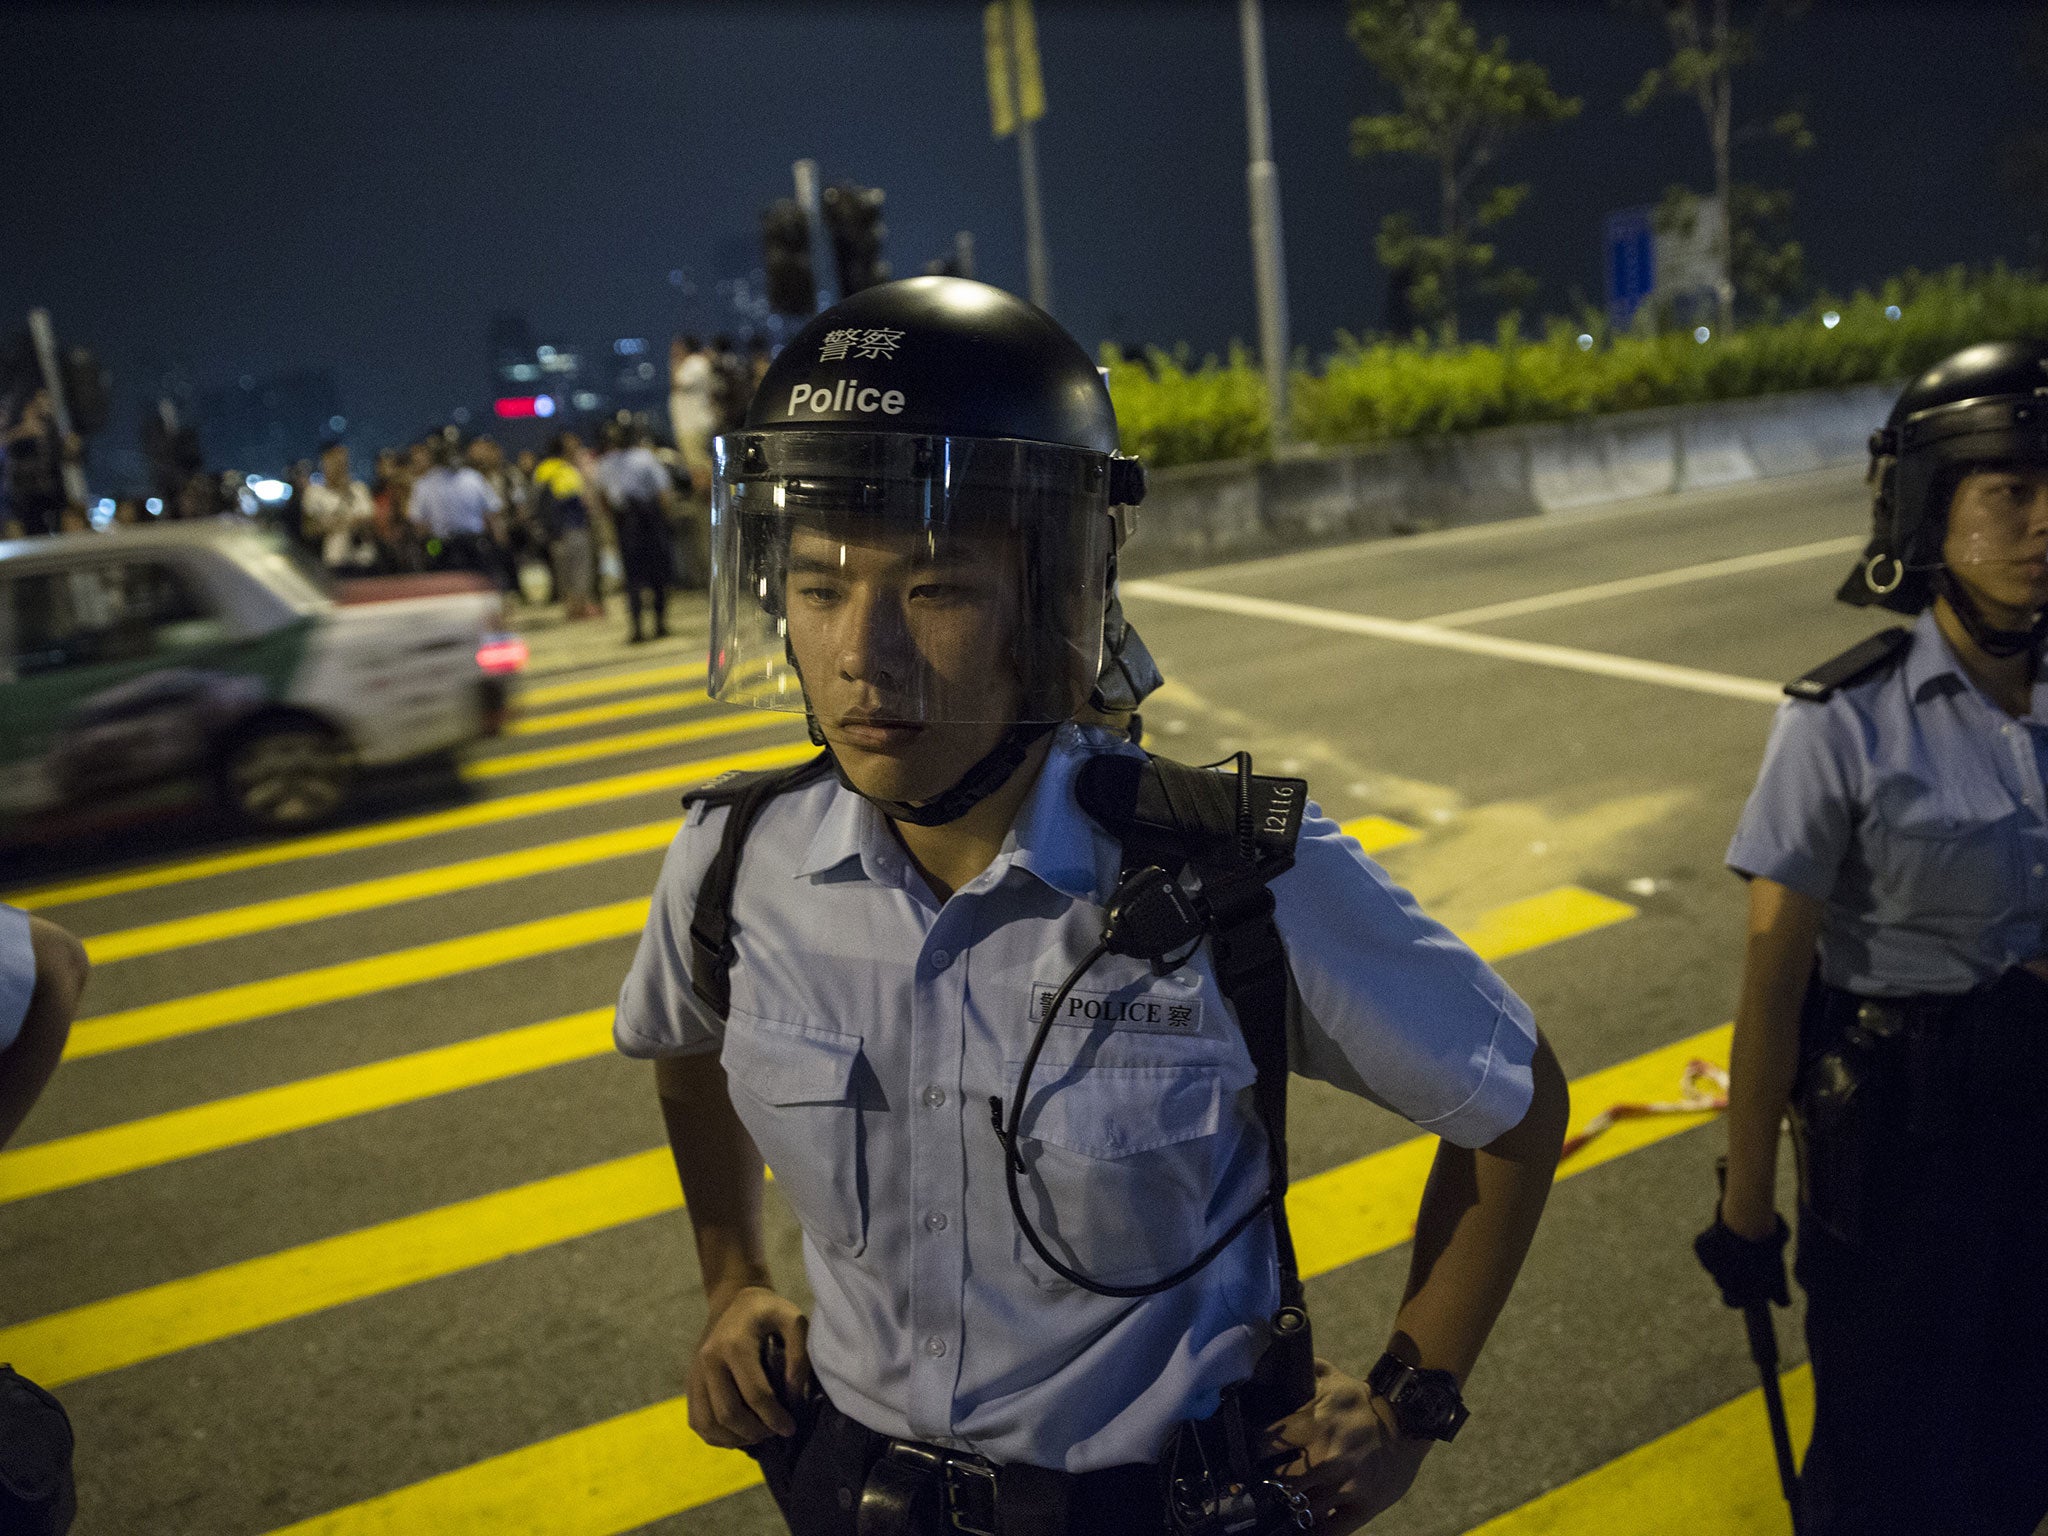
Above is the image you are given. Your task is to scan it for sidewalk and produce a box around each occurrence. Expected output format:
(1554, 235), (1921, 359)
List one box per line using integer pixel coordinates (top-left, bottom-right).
(508, 593), (712, 679)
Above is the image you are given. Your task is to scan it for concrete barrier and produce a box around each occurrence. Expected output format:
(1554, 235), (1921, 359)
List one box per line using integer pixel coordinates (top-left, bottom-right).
(1124, 382), (1894, 577)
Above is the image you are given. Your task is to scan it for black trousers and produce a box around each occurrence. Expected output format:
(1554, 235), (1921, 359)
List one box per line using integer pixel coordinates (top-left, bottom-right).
(1793, 970), (2048, 1536)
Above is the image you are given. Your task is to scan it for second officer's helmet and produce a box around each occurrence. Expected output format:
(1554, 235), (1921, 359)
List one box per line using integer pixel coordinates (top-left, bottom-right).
(708, 277), (1147, 725)
(1840, 339), (2048, 613)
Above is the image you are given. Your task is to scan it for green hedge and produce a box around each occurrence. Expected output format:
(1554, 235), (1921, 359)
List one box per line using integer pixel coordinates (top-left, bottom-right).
(1103, 266), (2048, 470)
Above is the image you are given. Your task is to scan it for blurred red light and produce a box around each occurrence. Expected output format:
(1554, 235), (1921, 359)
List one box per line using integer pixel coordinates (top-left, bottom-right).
(476, 637), (529, 674)
(494, 397), (540, 419)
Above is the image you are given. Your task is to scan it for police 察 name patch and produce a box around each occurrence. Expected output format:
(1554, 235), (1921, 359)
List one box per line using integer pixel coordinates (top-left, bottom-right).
(1030, 981), (1203, 1034)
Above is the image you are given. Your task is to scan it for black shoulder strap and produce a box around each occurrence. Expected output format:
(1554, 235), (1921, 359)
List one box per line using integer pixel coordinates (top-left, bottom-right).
(1076, 750), (1317, 1421)
(685, 752), (833, 1019)
(1784, 626), (1912, 702)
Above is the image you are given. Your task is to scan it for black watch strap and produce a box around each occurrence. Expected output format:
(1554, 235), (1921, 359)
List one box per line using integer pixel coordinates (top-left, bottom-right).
(1366, 1352), (1469, 1443)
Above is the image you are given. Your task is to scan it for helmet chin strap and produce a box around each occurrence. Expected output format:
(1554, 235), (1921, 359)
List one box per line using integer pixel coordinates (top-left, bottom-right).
(1935, 567), (2048, 660)
(827, 719), (1058, 828)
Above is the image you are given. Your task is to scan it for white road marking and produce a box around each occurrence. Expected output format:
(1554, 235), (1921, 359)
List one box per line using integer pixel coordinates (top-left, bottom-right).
(1423, 536), (1864, 628)
(1121, 582), (1785, 705)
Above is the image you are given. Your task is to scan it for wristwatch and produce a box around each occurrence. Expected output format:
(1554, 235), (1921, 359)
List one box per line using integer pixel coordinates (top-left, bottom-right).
(1366, 1352), (1470, 1442)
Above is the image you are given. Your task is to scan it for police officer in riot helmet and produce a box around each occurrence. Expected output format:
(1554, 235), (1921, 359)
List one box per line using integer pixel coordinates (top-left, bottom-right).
(1702, 340), (2048, 1534)
(614, 277), (1569, 1536)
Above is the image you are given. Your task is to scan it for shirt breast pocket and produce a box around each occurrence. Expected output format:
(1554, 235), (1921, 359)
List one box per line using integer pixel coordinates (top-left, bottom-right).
(1004, 1061), (1229, 1290)
(722, 1015), (869, 1255)
(1866, 776), (2021, 926)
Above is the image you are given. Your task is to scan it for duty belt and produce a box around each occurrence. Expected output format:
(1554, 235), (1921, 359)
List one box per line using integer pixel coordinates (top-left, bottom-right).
(859, 1440), (1001, 1536)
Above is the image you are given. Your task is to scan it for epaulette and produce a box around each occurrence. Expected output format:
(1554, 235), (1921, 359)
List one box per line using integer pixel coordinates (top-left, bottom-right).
(1784, 627), (1913, 702)
(680, 752), (832, 811)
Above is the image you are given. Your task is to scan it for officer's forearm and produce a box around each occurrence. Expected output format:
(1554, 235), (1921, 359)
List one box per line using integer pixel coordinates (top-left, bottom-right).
(1388, 1032), (1569, 1386)
(1720, 878), (1822, 1232)
(654, 1054), (773, 1318)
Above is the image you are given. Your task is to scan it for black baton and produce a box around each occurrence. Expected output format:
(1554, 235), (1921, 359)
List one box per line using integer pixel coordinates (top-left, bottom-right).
(1716, 1158), (1802, 1529)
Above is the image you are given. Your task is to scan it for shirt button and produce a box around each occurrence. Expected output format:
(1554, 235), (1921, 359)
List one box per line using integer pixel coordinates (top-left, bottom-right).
(925, 1336), (948, 1358)
(925, 1211), (948, 1232)
(923, 1086), (947, 1108)
(929, 948), (952, 972)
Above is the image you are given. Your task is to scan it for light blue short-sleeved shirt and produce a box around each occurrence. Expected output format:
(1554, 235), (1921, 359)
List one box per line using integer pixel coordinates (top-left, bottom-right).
(1727, 608), (2048, 996)
(1, 905), (35, 1053)
(616, 724), (1537, 1471)
(405, 466), (503, 539)
(597, 447), (670, 508)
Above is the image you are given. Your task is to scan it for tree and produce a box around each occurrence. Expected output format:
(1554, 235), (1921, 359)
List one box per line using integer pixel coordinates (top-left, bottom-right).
(1625, 0), (1813, 329)
(1348, 0), (1580, 342)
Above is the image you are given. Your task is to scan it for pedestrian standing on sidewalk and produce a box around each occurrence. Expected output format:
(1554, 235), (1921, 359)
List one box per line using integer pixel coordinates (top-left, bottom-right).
(406, 432), (504, 579)
(1701, 341), (2048, 1536)
(596, 418), (674, 643)
(533, 433), (600, 619)
(669, 334), (716, 495)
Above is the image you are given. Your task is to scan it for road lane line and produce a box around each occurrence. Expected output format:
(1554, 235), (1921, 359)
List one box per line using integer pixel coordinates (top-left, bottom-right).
(16, 887), (1640, 1389)
(63, 901), (650, 1060)
(3, 742), (818, 913)
(1468, 1367), (1812, 1535)
(1338, 814), (1419, 855)
(243, 1019), (1736, 1533)
(463, 710), (787, 778)
(1122, 581), (1785, 706)
(519, 662), (708, 708)
(260, 1397), (759, 1536)
(82, 825), (680, 964)
(506, 687), (714, 736)
(1423, 536), (1865, 629)
(0, 1149), (683, 1388)
(0, 1010), (614, 1205)
(63, 878), (1624, 1067)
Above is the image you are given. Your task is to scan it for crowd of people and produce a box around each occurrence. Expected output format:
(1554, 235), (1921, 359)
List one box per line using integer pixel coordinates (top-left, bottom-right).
(0, 334), (774, 648)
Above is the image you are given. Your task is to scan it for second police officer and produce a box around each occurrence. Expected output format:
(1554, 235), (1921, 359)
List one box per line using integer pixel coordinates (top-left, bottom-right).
(1700, 341), (2048, 1535)
(613, 277), (1571, 1536)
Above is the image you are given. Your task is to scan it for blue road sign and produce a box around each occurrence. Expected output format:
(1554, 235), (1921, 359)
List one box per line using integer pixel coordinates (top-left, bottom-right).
(1605, 207), (1656, 328)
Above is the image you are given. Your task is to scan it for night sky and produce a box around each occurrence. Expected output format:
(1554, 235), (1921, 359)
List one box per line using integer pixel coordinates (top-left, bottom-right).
(4, 0), (2041, 477)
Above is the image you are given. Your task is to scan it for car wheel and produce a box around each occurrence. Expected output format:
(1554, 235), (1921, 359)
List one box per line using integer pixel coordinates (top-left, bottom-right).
(222, 721), (354, 830)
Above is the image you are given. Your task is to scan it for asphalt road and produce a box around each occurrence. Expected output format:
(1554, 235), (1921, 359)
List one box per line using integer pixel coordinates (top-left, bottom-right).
(0, 465), (1886, 1535)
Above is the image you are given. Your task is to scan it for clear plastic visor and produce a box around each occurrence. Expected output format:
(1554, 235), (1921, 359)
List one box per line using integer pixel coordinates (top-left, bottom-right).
(709, 431), (1112, 724)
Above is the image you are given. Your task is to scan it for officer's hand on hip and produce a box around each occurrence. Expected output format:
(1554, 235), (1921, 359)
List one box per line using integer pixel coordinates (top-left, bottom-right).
(686, 1286), (812, 1448)
(1256, 1357), (1430, 1534)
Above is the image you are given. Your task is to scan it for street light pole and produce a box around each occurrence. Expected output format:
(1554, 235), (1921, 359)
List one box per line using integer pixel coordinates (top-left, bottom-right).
(1239, 0), (1291, 448)
(793, 158), (835, 313)
(1015, 114), (1052, 312)
(26, 308), (89, 505)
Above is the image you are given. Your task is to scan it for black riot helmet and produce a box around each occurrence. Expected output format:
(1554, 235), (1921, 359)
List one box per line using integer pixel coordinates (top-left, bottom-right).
(1841, 339), (2048, 615)
(709, 276), (1153, 825)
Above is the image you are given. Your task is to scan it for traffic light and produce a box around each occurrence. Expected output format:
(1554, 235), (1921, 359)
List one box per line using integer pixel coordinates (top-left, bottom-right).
(760, 198), (816, 317)
(822, 183), (889, 296)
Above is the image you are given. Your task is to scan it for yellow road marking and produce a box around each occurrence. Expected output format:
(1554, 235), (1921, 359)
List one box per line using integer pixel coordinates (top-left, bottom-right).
(507, 688), (713, 737)
(0, 1149), (683, 1388)
(1460, 886), (1636, 961)
(0, 1011), (613, 1205)
(4, 741), (818, 912)
(1468, 1367), (1812, 1535)
(261, 1397), (760, 1536)
(64, 901), (650, 1061)
(82, 825), (680, 964)
(1338, 814), (1419, 855)
(519, 662), (707, 708)
(243, 1020), (1737, 1534)
(21, 885), (1646, 1396)
(463, 711), (788, 778)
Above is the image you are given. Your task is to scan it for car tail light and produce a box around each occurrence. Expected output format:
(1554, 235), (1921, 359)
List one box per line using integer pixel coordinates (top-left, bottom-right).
(476, 635), (529, 675)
